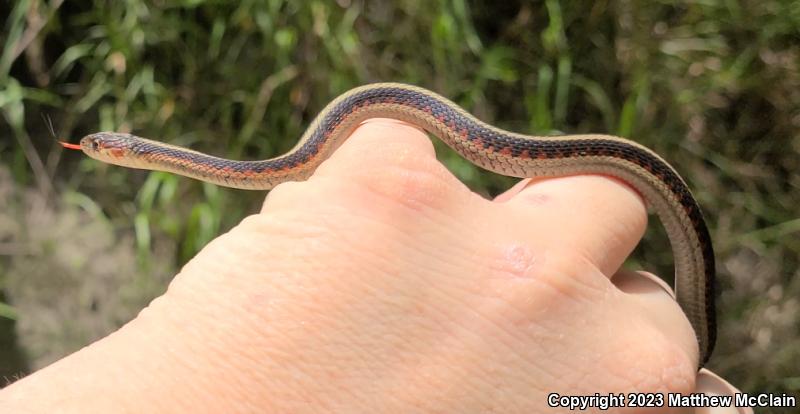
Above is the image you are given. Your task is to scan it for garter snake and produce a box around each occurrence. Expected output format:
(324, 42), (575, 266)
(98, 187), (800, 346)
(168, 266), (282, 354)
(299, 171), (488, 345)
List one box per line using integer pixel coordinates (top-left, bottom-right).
(60, 82), (716, 365)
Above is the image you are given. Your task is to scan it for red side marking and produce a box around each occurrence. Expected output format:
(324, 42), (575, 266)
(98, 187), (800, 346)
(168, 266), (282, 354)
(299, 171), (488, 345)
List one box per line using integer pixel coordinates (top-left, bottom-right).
(499, 146), (512, 156)
(424, 106), (432, 114)
(110, 148), (125, 158)
(519, 149), (531, 159)
(537, 152), (547, 159)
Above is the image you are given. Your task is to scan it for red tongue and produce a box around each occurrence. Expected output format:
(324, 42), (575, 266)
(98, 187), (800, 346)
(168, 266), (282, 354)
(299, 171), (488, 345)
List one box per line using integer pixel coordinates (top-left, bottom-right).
(59, 141), (82, 150)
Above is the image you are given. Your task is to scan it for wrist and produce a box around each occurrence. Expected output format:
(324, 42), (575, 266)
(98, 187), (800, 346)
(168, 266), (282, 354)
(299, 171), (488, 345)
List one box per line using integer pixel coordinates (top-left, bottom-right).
(0, 259), (274, 411)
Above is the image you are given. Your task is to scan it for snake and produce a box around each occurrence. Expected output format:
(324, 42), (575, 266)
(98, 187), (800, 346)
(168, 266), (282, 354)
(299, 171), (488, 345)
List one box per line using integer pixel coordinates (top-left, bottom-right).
(60, 82), (716, 366)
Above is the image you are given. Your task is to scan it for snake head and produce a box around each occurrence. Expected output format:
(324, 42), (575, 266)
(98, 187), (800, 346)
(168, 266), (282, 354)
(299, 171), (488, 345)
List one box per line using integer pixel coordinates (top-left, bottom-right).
(72, 132), (146, 168)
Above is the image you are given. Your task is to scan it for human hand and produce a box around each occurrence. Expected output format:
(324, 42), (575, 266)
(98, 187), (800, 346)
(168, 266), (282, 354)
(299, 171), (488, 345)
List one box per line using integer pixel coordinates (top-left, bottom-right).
(1, 119), (748, 413)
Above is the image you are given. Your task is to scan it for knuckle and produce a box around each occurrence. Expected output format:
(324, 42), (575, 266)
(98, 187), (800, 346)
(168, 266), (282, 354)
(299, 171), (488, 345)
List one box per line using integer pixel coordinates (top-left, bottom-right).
(603, 326), (696, 393)
(534, 246), (608, 299)
(357, 162), (456, 212)
(484, 244), (607, 316)
(308, 123), (465, 213)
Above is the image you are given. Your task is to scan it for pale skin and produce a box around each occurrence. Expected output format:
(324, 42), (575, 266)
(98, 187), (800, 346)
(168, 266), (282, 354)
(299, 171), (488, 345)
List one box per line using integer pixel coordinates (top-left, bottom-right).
(1, 120), (748, 413)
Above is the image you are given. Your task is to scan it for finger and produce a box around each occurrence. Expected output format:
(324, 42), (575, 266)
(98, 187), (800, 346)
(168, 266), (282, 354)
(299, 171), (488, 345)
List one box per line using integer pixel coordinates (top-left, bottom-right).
(314, 118), (437, 179)
(497, 175), (647, 278)
(694, 369), (753, 414)
(264, 119), (470, 214)
(492, 178), (533, 203)
(612, 269), (698, 361)
(612, 269), (674, 299)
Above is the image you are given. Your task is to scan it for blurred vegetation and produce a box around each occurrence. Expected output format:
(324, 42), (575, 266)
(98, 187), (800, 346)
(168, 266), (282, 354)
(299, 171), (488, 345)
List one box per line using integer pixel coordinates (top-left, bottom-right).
(0, 0), (797, 404)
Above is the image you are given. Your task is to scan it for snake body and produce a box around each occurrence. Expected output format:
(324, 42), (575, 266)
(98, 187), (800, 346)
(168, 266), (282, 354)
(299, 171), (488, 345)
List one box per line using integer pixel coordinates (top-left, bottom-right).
(64, 83), (716, 365)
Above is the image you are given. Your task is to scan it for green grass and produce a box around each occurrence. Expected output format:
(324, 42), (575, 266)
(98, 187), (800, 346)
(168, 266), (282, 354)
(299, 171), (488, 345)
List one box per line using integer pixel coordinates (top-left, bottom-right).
(0, 0), (798, 405)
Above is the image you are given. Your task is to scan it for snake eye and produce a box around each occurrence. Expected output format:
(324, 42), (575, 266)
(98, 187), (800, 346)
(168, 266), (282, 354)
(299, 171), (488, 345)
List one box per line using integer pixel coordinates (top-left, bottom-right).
(91, 140), (100, 151)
